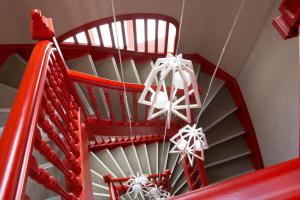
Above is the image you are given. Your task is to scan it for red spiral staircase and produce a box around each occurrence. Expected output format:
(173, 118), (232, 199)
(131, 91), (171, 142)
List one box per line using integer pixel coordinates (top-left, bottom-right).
(0, 1), (299, 199)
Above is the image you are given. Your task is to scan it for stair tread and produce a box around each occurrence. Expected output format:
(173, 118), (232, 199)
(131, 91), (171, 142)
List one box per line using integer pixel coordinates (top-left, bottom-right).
(94, 57), (119, 81)
(206, 155), (254, 184)
(199, 87), (237, 130)
(0, 83), (17, 108)
(198, 71), (224, 105)
(135, 60), (152, 84)
(123, 145), (142, 175)
(0, 54), (26, 88)
(206, 113), (245, 147)
(135, 144), (151, 174)
(204, 136), (249, 166)
(121, 60), (140, 83)
(147, 142), (158, 174)
(110, 147), (133, 176)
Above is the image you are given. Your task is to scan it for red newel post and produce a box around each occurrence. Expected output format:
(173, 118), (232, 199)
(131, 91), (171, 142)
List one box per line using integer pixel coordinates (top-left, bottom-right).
(31, 9), (55, 40)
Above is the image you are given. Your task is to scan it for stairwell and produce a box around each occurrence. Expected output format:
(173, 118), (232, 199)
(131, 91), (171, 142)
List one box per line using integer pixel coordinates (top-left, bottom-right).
(0, 9), (265, 200)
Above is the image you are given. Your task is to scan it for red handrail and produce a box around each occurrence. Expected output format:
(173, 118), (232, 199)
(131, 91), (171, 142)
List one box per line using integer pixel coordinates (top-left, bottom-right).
(172, 158), (300, 199)
(0, 40), (52, 199)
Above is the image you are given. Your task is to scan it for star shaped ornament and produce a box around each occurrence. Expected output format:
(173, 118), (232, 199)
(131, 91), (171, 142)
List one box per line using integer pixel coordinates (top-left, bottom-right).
(125, 172), (151, 197)
(145, 185), (172, 200)
(138, 53), (201, 128)
(169, 124), (208, 166)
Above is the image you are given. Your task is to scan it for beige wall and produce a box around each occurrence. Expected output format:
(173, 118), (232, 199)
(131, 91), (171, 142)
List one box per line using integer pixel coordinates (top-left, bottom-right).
(238, 1), (299, 166)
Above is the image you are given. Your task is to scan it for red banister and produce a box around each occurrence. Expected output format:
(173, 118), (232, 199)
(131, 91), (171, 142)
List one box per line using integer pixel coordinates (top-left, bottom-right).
(172, 158), (300, 200)
(0, 40), (52, 199)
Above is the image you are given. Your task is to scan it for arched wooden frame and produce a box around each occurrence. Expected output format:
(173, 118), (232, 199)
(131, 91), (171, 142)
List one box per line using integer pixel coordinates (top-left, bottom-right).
(57, 13), (179, 54)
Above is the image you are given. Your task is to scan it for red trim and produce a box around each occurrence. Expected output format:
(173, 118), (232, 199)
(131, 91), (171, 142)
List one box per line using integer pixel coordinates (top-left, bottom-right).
(57, 13), (179, 54)
(172, 158), (300, 200)
(0, 41), (52, 199)
(90, 135), (170, 152)
(77, 111), (94, 200)
(272, 0), (300, 39)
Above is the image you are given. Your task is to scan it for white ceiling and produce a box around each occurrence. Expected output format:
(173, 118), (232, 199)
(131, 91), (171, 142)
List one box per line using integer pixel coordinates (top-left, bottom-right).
(0, 0), (277, 77)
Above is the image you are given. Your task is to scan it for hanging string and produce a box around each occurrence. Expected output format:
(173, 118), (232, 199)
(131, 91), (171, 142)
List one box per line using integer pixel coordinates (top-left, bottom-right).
(159, 0), (186, 175)
(110, 0), (135, 153)
(195, 0), (245, 125)
(175, 0), (186, 55)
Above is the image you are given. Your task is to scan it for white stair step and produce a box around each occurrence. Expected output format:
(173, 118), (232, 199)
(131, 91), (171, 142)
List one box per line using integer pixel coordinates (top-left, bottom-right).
(90, 169), (106, 186)
(92, 182), (109, 194)
(0, 54), (26, 88)
(0, 108), (10, 127)
(94, 57), (120, 81)
(146, 142), (159, 174)
(67, 55), (109, 118)
(123, 145), (142, 175)
(158, 142), (170, 173)
(135, 144), (151, 174)
(120, 60), (140, 84)
(135, 60), (153, 84)
(206, 156), (254, 184)
(199, 87), (237, 130)
(0, 83), (17, 108)
(111, 147), (134, 176)
(204, 136), (250, 167)
(206, 113), (245, 147)
(198, 71), (224, 108)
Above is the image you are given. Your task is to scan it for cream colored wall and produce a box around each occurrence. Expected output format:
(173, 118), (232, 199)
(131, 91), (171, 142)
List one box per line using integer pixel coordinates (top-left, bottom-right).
(238, 1), (299, 166)
(0, 0), (275, 77)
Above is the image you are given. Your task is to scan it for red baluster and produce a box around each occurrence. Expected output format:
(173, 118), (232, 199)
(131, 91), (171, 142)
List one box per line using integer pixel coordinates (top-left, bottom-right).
(34, 128), (82, 196)
(38, 114), (81, 175)
(132, 93), (138, 123)
(29, 156), (78, 200)
(104, 89), (115, 122)
(42, 98), (80, 157)
(119, 91), (128, 122)
(86, 85), (101, 119)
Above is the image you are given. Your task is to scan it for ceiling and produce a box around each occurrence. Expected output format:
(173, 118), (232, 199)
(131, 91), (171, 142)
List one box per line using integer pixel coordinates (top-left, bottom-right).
(0, 0), (277, 77)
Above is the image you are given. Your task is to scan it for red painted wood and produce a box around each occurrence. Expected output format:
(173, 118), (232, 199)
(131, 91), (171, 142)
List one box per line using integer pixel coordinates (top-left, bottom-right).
(272, 0), (300, 39)
(30, 9), (55, 40)
(34, 127), (82, 196)
(77, 110), (94, 200)
(29, 156), (78, 200)
(172, 158), (300, 200)
(90, 135), (170, 151)
(86, 85), (101, 119)
(0, 41), (52, 200)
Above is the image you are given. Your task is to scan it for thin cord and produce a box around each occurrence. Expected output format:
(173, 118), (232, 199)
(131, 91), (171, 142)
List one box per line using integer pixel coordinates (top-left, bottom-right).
(175, 0), (186, 55)
(195, 0), (245, 125)
(110, 0), (135, 156)
(159, 0), (186, 176)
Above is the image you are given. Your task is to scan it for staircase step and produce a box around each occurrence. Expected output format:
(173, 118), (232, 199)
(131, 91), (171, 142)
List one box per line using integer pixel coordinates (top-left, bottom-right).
(110, 146), (133, 176)
(158, 142), (170, 172)
(0, 54), (27, 88)
(94, 57), (120, 81)
(92, 182), (109, 194)
(205, 155), (254, 184)
(199, 87), (237, 130)
(0, 108), (10, 127)
(120, 60), (140, 84)
(0, 83), (17, 108)
(123, 145), (143, 174)
(135, 144), (151, 174)
(67, 54), (109, 118)
(134, 60), (152, 84)
(146, 142), (159, 174)
(198, 71), (224, 111)
(206, 113), (245, 147)
(204, 136), (250, 168)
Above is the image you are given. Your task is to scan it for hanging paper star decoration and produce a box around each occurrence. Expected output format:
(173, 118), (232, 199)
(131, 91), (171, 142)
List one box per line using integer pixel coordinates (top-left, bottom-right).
(145, 185), (172, 200)
(138, 53), (201, 128)
(125, 172), (151, 197)
(169, 124), (208, 166)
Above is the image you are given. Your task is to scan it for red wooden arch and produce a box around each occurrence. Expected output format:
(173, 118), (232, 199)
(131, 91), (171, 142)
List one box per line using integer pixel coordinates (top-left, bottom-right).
(57, 13), (179, 54)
